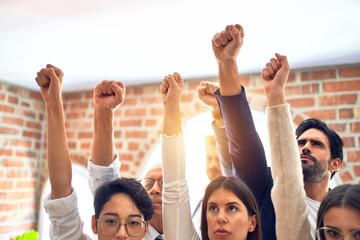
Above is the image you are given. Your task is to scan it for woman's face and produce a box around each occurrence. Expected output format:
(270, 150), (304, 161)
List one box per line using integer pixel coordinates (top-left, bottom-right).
(206, 188), (256, 240)
(92, 193), (148, 240)
(319, 206), (360, 240)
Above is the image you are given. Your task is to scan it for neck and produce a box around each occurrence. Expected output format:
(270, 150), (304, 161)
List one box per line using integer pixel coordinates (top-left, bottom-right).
(149, 217), (163, 235)
(304, 175), (330, 202)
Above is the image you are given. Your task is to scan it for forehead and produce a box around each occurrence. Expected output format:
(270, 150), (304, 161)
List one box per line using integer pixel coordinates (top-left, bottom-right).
(101, 193), (143, 219)
(208, 188), (244, 206)
(145, 164), (162, 179)
(298, 128), (330, 144)
(323, 206), (360, 229)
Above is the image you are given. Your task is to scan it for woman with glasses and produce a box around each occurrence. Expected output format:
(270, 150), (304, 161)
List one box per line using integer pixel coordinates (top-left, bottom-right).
(159, 72), (261, 240)
(36, 64), (154, 239)
(315, 184), (360, 240)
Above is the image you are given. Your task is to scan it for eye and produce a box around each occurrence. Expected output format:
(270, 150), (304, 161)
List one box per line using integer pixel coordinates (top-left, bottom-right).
(297, 140), (305, 147)
(127, 220), (141, 227)
(104, 219), (118, 226)
(325, 228), (341, 239)
(208, 205), (218, 212)
(227, 205), (238, 212)
(353, 230), (360, 240)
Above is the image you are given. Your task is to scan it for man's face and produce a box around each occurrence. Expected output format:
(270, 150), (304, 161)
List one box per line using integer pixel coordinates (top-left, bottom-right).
(297, 128), (332, 182)
(143, 165), (163, 217)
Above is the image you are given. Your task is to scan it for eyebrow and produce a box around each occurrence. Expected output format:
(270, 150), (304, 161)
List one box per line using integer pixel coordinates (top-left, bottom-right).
(102, 213), (143, 219)
(297, 138), (325, 148)
(207, 201), (241, 206)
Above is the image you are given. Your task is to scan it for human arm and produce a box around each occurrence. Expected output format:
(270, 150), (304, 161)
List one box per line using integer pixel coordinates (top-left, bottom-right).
(161, 73), (198, 240)
(196, 81), (232, 176)
(36, 65), (85, 239)
(212, 24), (269, 196)
(263, 54), (310, 240)
(88, 80), (125, 194)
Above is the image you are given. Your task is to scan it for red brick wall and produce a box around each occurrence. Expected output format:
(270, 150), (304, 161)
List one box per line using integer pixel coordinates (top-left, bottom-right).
(0, 63), (359, 239)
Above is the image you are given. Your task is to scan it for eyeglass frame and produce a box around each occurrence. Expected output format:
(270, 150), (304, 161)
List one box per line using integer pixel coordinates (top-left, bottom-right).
(96, 218), (147, 236)
(316, 226), (360, 240)
(139, 178), (163, 190)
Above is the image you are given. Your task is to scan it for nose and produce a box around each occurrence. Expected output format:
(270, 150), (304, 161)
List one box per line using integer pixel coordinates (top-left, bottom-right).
(217, 209), (227, 224)
(114, 224), (128, 239)
(300, 141), (312, 154)
(148, 181), (161, 195)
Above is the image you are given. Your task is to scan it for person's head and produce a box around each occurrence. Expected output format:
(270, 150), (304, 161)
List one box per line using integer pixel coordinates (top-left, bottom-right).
(295, 118), (343, 182)
(92, 178), (154, 240)
(316, 184), (360, 240)
(204, 135), (222, 181)
(200, 176), (261, 240)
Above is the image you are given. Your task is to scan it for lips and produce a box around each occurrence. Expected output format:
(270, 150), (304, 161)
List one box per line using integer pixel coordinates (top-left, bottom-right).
(300, 154), (314, 162)
(215, 228), (230, 235)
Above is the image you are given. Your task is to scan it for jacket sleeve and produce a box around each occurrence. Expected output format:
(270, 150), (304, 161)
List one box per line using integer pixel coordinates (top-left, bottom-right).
(267, 103), (310, 240)
(162, 134), (199, 240)
(215, 87), (270, 197)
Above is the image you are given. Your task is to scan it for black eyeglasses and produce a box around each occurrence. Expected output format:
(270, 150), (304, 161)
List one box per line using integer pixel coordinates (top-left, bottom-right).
(97, 217), (146, 236)
(316, 226), (360, 240)
(139, 178), (163, 190)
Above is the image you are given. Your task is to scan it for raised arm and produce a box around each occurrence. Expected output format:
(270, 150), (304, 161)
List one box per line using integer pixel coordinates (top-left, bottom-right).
(36, 65), (85, 239)
(88, 80), (125, 194)
(212, 24), (269, 195)
(36, 64), (71, 199)
(196, 81), (232, 176)
(160, 73), (198, 240)
(263, 53), (310, 240)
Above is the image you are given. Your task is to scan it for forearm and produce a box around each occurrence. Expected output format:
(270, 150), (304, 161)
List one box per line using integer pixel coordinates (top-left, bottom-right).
(212, 122), (232, 176)
(215, 88), (269, 196)
(91, 108), (116, 166)
(162, 103), (182, 136)
(218, 60), (242, 96)
(46, 102), (72, 199)
(267, 104), (310, 240)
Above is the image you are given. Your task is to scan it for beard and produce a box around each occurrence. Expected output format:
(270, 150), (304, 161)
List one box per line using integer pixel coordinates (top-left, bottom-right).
(301, 153), (329, 183)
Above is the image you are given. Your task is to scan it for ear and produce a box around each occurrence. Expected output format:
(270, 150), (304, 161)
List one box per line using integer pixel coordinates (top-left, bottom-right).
(91, 215), (98, 234)
(248, 215), (257, 233)
(329, 158), (341, 172)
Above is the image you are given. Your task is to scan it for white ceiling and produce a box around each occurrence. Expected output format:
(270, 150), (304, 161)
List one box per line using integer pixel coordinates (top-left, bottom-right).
(1, 0), (360, 92)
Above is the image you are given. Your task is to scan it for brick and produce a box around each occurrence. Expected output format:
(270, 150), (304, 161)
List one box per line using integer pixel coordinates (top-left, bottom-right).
(26, 121), (42, 130)
(303, 109), (336, 120)
(341, 137), (355, 148)
(301, 68), (336, 81)
(8, 95), (19, 104)
(16, 109), (37, 119)
(22, 131), (41, 139)
(0, 104), (15, 113)
(285, 84), (319, 95)
(288, 98), (315, 107)
(339, 66), (360, 78)
(3, 159), (25, 168)
(354, 165), (360, 177)
(150, 108), (163, 116)
(124, 108), (147, 116)
(0, 127), (20, 135)
(69, 102), (89, 109)
(347, 150), (360, 162)
(350, 122), (360, 132)
(120, 119), (142, 127)
(141, 97), (161, 104)
(145, 119), (157, 127)
(78, 132), (93, 138)
(323, 80), (360, 92)
(125, 130), (147, 138)
(119, 153), (134, 161)
(66, 112), (86, 119)
(318, 94), (357, 106)
(339, 170), (353, 183)
(128, 142), (139, 151)
(339, 108), (354, 119)
(2, 116), (24, 126)
(124, 98), (138, 105)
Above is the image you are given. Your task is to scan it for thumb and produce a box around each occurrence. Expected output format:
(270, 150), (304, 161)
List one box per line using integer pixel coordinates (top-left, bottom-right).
(111, 82), (125, 105)
(275, 53), (290, 70)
